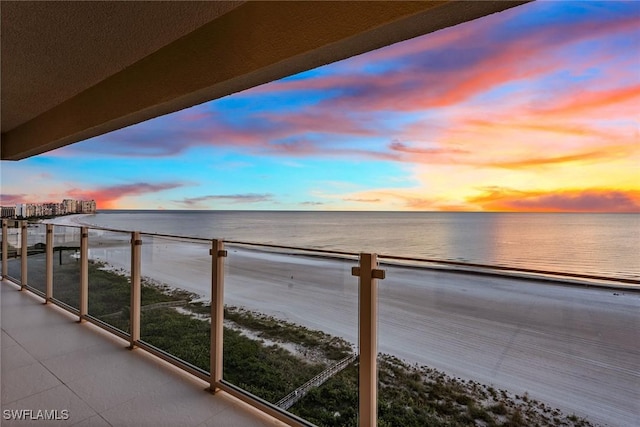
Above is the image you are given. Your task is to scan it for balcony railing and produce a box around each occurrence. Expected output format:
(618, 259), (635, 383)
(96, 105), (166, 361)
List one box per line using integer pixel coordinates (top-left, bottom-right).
(1, 219), (638, 427)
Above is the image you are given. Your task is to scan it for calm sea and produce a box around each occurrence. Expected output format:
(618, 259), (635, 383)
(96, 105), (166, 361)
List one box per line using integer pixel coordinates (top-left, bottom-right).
(80, 210), (639, 281)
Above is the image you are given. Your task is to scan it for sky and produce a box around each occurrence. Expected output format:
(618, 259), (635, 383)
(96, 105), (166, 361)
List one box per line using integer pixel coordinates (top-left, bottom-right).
(1, 1), (639, 212)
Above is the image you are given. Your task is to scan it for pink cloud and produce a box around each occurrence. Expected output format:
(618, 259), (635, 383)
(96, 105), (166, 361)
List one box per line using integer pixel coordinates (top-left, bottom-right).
(0, 194), (29, 206)
(342, 198), (381, 203)
(385, 141), (469, 164)
(67, 182), (186, 209)
(177, 193), (274, 208)
(538, 84), (640, 117)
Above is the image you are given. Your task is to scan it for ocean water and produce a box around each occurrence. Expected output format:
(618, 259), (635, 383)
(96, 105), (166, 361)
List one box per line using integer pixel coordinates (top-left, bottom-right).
(77, 210), (640, 281)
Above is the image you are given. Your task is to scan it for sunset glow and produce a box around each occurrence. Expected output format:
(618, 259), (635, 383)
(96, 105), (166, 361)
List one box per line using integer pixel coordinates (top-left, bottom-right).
(1, 1), (639, 212)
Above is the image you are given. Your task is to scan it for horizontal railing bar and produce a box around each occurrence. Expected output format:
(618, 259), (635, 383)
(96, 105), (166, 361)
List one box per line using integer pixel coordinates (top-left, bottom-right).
(138, 231), (211, 243)
(48, 220), (360, 256)
(24, 285), (46, 298)
(42, 222), (212, 242)
(84, 315), (130, 341)
(42, 220), (638, 285)
(378, 254), (640, 285)
(43, 223), (123, 234)
(392, 265), (640, 292)
(43, 222), (350, 253)
(135, 340), (210, 382)
(41, 222), (350, 254)
(4, 276), (21, 285)
(226, 240), (359, 257)
(215, 380), (314, 427)
(49, 298), (80, 315)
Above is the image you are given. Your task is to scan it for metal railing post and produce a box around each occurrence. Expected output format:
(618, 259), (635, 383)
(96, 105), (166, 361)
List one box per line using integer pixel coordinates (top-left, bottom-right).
(20, 221), (28, 290)
(209, 239), (227, 392)
(129, 232), (142, 348)
(1, 220), (7, 278)
(353, 253), (384, 427)
(45, 224), (54, 302)
(79, 227), (88, 322)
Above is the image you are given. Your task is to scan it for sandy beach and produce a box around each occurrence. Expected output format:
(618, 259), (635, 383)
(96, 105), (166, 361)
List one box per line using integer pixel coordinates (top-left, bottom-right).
(45, 216), (640, 426)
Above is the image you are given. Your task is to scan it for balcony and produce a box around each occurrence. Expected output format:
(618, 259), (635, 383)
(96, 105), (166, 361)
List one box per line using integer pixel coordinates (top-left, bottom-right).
(2, 219), (639, 426)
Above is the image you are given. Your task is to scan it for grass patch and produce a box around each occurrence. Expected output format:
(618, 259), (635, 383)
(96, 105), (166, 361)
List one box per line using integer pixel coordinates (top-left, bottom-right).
(224, 306), (352, 361)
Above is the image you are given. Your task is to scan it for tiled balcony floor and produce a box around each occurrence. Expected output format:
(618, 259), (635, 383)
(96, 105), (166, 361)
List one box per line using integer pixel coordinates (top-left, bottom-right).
(1, 280), (287, 426)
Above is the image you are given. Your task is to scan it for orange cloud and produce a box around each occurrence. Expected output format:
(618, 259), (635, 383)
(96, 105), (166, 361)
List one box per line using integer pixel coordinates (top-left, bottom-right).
(483, 146), (634, 169)
(68, 182), (186, 209)
(540, 84), (640, 117)
(394, 80), (640, 171)
(469, 187), (640, 212)
(462, 119), (609, 139)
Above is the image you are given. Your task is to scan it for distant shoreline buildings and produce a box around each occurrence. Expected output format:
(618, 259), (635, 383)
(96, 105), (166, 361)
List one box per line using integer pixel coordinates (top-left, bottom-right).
(0, 199), (96, 219)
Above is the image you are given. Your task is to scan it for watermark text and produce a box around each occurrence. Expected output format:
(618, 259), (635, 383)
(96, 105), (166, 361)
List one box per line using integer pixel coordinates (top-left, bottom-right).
(3, 409), (69, 421)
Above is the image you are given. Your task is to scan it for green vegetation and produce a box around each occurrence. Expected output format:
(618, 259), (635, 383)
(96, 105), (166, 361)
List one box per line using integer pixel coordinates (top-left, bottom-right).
(50, 259), (194, 331)
(223, 327), (326, 402)
(224, 306), (352, 361)
(37, 258), (593, 427)
(294, 355), (593, 426)
(140, 308), (209, 369)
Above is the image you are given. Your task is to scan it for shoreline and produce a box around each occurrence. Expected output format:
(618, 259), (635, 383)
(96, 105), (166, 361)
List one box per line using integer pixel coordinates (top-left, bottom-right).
(45, 213), (97, 227)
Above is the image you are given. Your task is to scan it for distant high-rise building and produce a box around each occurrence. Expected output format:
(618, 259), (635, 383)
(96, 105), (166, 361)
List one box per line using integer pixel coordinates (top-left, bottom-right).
(12, 198), (96, 218)
(1, 206), (16, 218)
(63, 199), (77, 214)
(16, 203), (27, 218)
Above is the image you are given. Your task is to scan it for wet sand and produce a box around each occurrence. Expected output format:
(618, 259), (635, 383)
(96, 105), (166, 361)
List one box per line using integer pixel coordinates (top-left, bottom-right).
(47, 216), (640, 426)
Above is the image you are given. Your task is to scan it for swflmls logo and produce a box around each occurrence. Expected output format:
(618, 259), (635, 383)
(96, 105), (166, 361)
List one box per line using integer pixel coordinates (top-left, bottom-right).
(2, 409), (70, 420)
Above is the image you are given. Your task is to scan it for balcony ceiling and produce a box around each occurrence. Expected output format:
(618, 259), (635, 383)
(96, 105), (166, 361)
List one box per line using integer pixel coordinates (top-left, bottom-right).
(1, 1), (527, 160)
